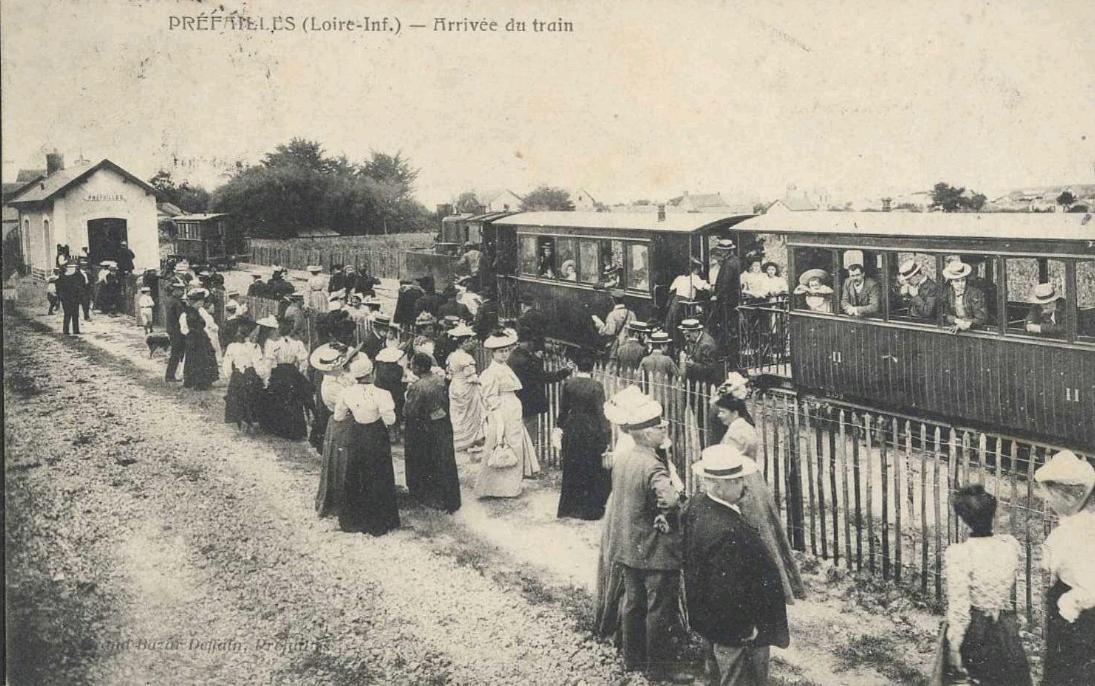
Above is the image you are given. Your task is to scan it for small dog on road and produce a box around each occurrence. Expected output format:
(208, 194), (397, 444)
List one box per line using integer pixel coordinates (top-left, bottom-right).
(145, 333), (171, 358)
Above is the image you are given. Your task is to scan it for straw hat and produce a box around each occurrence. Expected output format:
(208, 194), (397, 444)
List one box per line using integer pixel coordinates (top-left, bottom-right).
(603, 386), (649, 426)
(797, 268), (830, 288)
(448, 323), (476, 338)
(375, 347), (406, 363)
(1035, 450), (1094, 488)
(693, 444), (757, 480)
(648, 330), (672, 346)
(310, 342), (350, 372)
(627, 320), (651, 333)
(347, 355), (374, 379)
(373, 314), (391, 328)
(678, 318), (703, 332)
(898, 260), (921, 280)
(250, 271), (262, 278)
(306, 265), (322, 273)
(483, 331), (518, 349)
(415, 311), (437, 326)
(185, 288), (209, 301)
(1030, 283), (1063, 304)
(256, 315), (279, 328)
(942, 261), (973, 280)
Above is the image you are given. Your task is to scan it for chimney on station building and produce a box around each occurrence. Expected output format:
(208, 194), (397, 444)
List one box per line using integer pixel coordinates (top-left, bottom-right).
(656, 204), (666, 221)
(46, 150), (65, 176)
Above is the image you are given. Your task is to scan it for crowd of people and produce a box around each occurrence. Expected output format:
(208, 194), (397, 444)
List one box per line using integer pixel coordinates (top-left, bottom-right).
(37, 250), (1093, 685)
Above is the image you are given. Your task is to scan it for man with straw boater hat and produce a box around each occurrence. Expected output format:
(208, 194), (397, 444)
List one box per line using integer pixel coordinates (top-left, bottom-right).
(895, 258), (939, 321)
(616, 320), (650, 372)
(602, 390), (688, 683)
(940, 258), (988, 332)
(1024, 282), (1067, 336)
(684, 443), (790, 685)
(639, 329), (681, 378)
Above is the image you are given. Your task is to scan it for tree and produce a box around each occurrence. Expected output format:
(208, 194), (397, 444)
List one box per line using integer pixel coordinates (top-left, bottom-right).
(1058, 190), (1076, 209)
(520, 186), (574, 211)
(454, 191), (482, 214)
(753, 202), (769, 214)
(930, 182), (987, 212)
(149, 170), (210, 213)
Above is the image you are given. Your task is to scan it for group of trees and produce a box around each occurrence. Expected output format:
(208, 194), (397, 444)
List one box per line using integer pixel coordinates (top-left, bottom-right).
(452, 185), (578, 214)
(150, 139), (434, 239)
(929, 182), (987, 212)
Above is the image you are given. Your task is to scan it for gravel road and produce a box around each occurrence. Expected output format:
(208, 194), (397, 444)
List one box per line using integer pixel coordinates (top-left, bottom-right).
(4, 313), (639, 686)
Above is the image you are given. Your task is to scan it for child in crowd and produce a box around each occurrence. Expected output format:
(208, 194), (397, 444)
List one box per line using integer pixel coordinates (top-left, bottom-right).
(138, 286), (156, 334)
(46, 269), (60, 315)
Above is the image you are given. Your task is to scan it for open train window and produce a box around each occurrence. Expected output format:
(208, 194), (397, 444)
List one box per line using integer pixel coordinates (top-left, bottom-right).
(837, 249), (883, 319)
(556, 237), (578, 282)
(519, 235), (538, 276)
(600, 239), (624, 287)
(888, 252), (940, 323)
(578, 239), (600, 284)
(940, 254), (998, 331)
(1078, 260), (1095, 342)
(536, 237), (556, 278)
(791, 247), (835, 313)
(1005, 257), (1067, 339)
(627, 243), (650, 291)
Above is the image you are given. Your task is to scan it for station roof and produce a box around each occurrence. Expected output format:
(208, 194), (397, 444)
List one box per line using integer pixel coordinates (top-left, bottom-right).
(736, 210), (1095, 243)
(174, 213), (229, 221)
(7, 159), (158, 205)
(495, 211), (752, 233)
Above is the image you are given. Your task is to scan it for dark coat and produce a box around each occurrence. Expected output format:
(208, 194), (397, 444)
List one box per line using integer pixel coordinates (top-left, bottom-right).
(840, 277), (882, 316)
(556, 376), (612, 520)
(684, 331), (722, 384)
(940, 285), (988, 328)
(328, 272), (347, 293)
(267, 276), (295, 300)
(897, 276), (940, 320)
(361, 329), (385, 360)
(56, 272), (84, 302)
(117, 248), (135, 273)
(165, 298), (187, 338)
(415, 292), (444, 317)
(438, 298), (472, 322)
(607, 444), (681, 571)
(508, 343), (570, 417)
(683, 494), (790, 648)
(616, 339), (646, 371)
(394, 285), (424, 327)
(403, 372), (461, 513)
(715, 255), (742, 306)
(1024, 300), (1066, 335)
(247, 280), (268, 298)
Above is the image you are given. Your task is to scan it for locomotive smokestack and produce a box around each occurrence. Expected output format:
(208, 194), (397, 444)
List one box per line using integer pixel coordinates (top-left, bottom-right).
(657, 204), (666, 221)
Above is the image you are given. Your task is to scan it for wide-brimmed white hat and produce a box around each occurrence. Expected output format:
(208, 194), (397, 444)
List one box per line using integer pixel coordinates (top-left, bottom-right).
(306, 265), (322, 273)
(603, 386), (648, 426)
(942, 261), (972, 280)
(797, 268), (830, 288)
(1030, 283), (1063, 305)
(347, 355), (374, 379)
(603, 386), (663, 430)
(375, 347), (405, 363)
(256, 315), (279, 328)
(713, 372), (750, 403)
(1035, 450), (1094, 488)
(898, 260), (922, 280)
(483, 331), (517, 349)
(310, 342), (350, 372)
(448, 324), (476, 338)
(694, 444), (757, 480)
(250, 271), (262, 278)
(185, 288), (209, 301)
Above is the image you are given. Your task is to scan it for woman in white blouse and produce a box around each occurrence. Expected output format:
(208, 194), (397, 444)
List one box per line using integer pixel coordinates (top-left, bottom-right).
(943, 485), (1031, 685)
(328, 355), (400, 535)
(1034, 450), (1095, 685)
(311, 343), (358, 518)
(255, 316), (313, 440)
(474, 331), (537, 499)
(221, 319), (261, 432)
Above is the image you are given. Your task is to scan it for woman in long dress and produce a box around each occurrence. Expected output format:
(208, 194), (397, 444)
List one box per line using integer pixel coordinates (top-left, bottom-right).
(475, 330), (538, 499)
(403, 353), (462, 513)
(222, 319), (261, 431)
(180, 289), (219, 390)
(714, 395), (807, 602)
(256, 317), (313, 440)
(942, 485), (1032, 685)
(331, 355), (400, 535)
(555, 351), (612, 520)
(313, 344), (358, 518)
(446, 328), (485, 452)
(1034, 450), (1095, 686)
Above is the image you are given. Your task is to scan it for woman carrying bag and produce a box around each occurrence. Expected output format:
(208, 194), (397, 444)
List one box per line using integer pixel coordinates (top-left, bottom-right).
(475, 330), (537, 499)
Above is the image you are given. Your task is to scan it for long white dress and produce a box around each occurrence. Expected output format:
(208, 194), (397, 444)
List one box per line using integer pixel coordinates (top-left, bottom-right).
(474, 360), (537, 498)
(447, 349), (485, 451)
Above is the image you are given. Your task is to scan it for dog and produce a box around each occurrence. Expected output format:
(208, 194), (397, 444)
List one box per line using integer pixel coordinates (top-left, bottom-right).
(145, 333), (172, 358)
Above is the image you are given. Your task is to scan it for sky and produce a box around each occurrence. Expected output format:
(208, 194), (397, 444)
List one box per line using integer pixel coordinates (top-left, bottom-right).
(3, 0), (1094, 206)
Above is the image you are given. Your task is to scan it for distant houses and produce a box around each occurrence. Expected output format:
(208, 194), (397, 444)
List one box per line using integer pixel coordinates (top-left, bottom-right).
(992, 185), (1095, 212)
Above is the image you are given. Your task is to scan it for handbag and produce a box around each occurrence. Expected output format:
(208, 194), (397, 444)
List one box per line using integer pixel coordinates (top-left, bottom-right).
(487, 420), (518, 468)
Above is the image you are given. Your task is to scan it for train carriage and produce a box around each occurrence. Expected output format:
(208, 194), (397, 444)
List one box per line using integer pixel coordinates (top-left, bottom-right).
(730, 210), (1095, 450)
(170, 213), (249, 269)
(489, 211), (752, 346)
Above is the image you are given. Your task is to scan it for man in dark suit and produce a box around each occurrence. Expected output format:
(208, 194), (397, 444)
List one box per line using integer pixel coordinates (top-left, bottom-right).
(894, 259), (940, 320)
(684, 444), (790, 686)
(56, 262), (84, 335)
(680, 318), (722, 385)
(507, 331), (570, 459)
(164, 286), (188, 382)
(76, 259), (93, 321)
(839, 263), (881, 318)
(940, 260), (988, 331)
(603, 394), (688, 682)
(1024, 283), (1066, 336)
(713, 239), (742, 345)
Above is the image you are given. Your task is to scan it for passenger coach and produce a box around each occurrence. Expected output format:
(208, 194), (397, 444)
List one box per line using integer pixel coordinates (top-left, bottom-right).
(731, 211), (1095, 449)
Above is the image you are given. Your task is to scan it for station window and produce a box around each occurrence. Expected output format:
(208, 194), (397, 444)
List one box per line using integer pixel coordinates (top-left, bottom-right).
(939, 254), (999, 330)
(556, 237), (578, 282)
(1003, 257), (1067, 338)
(837, 249), (883, 319)
(519, 235), (538, 275)
(1078, 260), (1095, 341)
(627, 243), (650, 291)
(578, 240), (600, 284)
(889, 252), (940, 323)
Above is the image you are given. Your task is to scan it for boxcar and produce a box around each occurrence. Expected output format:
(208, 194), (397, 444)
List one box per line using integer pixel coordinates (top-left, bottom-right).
(489, 211), (753, 347)
(171, 213), (249, 268)
(730, 210), (1095, 449)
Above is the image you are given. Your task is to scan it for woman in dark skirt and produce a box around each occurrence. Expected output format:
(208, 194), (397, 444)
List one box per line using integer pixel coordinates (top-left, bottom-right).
(942, 485), (1031, 685)
(313, 344), (357, 518)
(329, 355), (400, 535)
(256, 317), (314, 440)
(555, 351), (612, 520)
(181, 289), (219, 390)
(1035, 450), (1095, 686)
(221, 319), (261, 431)
(309, 340), (352, 454)
(403, 353), (462, 513)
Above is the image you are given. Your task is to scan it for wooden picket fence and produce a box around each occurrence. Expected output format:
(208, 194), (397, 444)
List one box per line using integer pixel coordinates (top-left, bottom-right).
(249, 244), (407, 280)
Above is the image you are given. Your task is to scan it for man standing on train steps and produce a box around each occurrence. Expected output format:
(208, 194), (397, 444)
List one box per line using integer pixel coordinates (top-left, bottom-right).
(713, 239), (742, 345)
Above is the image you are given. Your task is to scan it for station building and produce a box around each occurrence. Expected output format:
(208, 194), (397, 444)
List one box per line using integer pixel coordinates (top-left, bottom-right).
(7, 155), (159, 276)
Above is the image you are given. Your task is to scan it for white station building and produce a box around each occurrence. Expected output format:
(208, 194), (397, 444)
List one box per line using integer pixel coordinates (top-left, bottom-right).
(8, 156), (159, 275)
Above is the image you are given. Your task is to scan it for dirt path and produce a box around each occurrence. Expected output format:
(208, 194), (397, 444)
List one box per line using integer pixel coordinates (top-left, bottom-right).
(6, 298), (945, 684)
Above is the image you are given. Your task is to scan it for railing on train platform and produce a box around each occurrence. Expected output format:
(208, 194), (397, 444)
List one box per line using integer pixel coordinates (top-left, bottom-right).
(737, 295), (791, 375)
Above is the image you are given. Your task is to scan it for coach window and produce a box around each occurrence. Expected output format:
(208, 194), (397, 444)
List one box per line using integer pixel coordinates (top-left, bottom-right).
(888, 252), (940, 323)
(536, 237), (557, 278)
(556, 237), (578, 282)
(939, 254), (999, 330)
(1004, 257), (1067, 338)
(578, 240), (600, 284)
(836, 249), (884, 319)
(627, 243), (650, 291)
(1077, 260), (1095, 341)
(600, 239), (624, 286)
(790, 247), (836, 313)
(519, 235), (538, 276)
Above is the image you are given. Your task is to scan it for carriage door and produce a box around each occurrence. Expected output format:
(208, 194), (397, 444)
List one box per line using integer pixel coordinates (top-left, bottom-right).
(86, 218), (127, 267)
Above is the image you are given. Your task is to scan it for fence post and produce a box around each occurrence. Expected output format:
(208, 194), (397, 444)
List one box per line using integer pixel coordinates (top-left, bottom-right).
(840, 409), (853, 570)
(933, 426), (943, 603)
(804, 403), (819, 557)
(786, 395), (806, 552)
(864, 412), (876, 574)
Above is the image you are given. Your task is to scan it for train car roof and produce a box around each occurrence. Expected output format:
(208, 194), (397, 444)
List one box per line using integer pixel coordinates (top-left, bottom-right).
(736, 210), (1095, 243)
(174, 213), (229, 221)
(495, 211), (753, 233)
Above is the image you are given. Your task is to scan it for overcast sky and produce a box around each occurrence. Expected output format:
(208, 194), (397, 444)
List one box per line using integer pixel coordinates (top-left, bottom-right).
(3, 0), (1093, 205)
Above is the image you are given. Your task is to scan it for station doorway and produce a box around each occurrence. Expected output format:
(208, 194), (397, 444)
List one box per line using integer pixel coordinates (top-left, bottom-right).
(87, 218), (128, 266)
